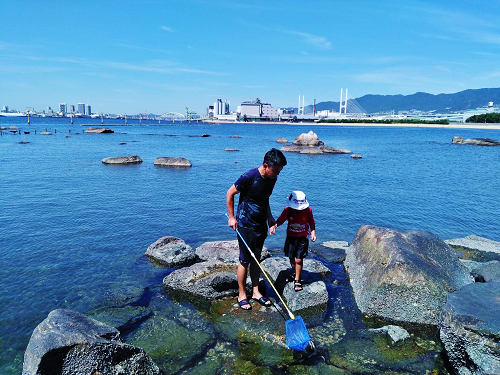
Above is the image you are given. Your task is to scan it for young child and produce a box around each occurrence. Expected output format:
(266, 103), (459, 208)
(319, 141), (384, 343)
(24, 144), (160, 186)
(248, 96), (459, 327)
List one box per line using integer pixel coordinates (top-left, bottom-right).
(270, 191), (316, 292)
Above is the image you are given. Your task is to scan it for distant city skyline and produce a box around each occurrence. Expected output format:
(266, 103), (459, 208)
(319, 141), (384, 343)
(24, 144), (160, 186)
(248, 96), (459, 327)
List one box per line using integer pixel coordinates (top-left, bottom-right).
(1, 0), (500, 115)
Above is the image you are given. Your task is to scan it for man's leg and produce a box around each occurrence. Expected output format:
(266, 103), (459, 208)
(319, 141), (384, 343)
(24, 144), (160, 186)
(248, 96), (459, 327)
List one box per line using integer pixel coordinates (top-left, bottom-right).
(237, 262), (251, 310)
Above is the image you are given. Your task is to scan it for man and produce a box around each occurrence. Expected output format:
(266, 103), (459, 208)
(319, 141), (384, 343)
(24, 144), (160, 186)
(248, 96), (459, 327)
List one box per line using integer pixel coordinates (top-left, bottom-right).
(226, 148), (287, 310)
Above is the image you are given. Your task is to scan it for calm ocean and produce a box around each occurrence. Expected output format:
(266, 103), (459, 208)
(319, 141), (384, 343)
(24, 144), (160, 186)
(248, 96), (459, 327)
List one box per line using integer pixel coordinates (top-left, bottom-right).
(1, 116), (499, 372)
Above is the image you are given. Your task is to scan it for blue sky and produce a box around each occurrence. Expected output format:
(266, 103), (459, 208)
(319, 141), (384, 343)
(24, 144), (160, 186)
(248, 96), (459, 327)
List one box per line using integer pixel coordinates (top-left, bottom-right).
(1, 0), (500, 115)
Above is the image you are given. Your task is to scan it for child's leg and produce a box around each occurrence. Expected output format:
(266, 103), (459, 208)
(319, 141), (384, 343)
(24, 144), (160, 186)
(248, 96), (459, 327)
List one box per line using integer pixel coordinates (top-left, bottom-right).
(294, 258), (303, 281)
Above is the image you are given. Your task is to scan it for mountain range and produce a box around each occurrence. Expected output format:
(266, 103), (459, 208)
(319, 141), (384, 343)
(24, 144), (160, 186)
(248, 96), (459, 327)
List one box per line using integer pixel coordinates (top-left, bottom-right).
(301, 87), (500, 114)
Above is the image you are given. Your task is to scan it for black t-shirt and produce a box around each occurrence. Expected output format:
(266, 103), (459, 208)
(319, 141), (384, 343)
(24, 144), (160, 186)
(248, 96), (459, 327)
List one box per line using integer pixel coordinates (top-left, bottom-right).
(234, 167), (277, 233)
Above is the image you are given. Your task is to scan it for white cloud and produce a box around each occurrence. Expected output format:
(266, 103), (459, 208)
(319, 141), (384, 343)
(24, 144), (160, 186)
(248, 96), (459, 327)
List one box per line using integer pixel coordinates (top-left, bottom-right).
(160, 26), (174, 32)
(276, 27), (331, 49)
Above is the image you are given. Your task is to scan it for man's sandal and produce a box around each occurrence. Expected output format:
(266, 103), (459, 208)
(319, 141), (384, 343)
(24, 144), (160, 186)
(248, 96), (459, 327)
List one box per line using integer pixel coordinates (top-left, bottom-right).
(294, 280), (303, 292)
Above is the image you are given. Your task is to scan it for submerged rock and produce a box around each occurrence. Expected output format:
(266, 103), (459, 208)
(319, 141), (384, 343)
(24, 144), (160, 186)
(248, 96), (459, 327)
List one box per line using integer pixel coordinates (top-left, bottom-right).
(440, 282), (500, 375)
(23, 309), (160, 375)
(102, 155), (143, 164)
(344, 225), (473, 325)
(276, 137), (288, 143)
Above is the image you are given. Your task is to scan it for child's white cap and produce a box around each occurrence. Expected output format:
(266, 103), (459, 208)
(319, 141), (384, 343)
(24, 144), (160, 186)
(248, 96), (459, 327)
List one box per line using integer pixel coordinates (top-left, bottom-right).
(288, 191), (309, 210)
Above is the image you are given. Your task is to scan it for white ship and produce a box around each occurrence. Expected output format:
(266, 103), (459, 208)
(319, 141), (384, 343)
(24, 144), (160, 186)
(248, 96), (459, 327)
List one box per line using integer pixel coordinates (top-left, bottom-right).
(0, 112), (26, 117)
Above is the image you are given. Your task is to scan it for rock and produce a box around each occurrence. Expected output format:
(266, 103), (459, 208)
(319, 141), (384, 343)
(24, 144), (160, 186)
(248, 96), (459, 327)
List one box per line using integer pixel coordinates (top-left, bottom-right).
(344, 225), (473, 324)
(86, 127), (114, 133)
(154, 157), (192, 167)
(439, 282), (500, 375)
(276, 137), (288, 143)
(460, 259), (500, 282)
(299, 148), (323, 154)
(350, 154), (362, 159)
(261, 256), (330, 312)
(23, 309), (160, 375)
(195, 240), (269, 264)
(163, 260), (243, 301)
(318, 146), (351, 154)
(224, 148), (239, 151)
(230, 135), (242, 138)
(281, 144), (305, 153)
(452, 136), (500, 146)
(445, 235), (500, 255)
(102, 155), (143, 164)
(40, 131), (52, 135)
(312, 242), (348, 263)
(293, 131), (324, 146)
(369, 325), (411, 344)
(146, 236), (196, 267)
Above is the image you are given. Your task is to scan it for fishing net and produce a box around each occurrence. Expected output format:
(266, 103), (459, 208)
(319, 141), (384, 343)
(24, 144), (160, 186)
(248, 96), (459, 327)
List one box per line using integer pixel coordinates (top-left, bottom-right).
(285, 316), (310, 351)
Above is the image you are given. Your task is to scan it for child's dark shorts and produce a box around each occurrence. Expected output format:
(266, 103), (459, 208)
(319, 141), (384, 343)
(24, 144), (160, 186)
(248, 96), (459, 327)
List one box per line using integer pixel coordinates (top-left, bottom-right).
(284, 236), (309, 260)
(237, 226), (267, 265)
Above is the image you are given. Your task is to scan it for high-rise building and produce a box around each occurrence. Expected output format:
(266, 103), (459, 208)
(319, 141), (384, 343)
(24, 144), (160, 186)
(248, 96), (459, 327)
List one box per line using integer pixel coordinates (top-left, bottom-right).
(85, 105), (91, 116)
(59, 103), (67, 114)
(78, 103), (85, 114)
(69, 105), (75, 114)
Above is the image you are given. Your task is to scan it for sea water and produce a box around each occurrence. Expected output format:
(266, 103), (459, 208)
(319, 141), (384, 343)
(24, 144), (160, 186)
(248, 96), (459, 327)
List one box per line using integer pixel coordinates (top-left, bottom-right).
(1, 116), (499, 373)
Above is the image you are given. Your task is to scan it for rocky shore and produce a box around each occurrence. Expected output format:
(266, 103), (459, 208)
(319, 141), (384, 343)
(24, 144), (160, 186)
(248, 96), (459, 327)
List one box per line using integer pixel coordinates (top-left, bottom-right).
(23, 227), (500, 374)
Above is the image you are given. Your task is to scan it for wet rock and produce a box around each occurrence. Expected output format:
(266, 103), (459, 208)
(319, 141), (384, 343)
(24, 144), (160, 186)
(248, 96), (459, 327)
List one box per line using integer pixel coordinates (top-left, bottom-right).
(86, 127), (114, 133)
(146, 236), (196, 267)
(276, 137), (288, 143)
(195, 240), (269, 263)
(439, 282), (500, 375)
(312, 241), (349, 263)
(452, 136), (500, 146)
(345, 225), (473, 325)
(445, 234), (500, 258)
(350, 154), (362, 159)
(293, 131), (324, 146)
(261, 256), (330, 312)
(102, 155), (143, 164)
(154, 157), (192, 167)
(23, 309), (160, 375)
(225, 148), (239, 151)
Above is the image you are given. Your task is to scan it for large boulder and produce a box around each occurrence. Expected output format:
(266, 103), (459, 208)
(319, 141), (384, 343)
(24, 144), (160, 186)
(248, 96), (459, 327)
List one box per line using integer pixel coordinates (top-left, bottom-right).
(312, 241), (349, 263)
(23, 309), (159, 375)
(293, 131), (324, 146)
(439, 282), (500, 375)
(146, 236), (196, 267)
(261, 256), (330, 312)
(154, 157), (192, 167)
(163, 260), (243, 301)
(318, 146), (351, 154)
(102, 155), (143, 164)
(344, 225), (473, 324)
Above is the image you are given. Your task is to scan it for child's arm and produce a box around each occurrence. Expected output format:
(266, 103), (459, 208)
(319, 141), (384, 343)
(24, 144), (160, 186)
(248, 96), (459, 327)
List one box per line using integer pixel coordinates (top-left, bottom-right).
(310, 229), (316, 242)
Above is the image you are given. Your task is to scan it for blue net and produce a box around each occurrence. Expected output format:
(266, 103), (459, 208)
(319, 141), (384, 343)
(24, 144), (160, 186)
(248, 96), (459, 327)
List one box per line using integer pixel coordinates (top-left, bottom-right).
(285, 316), (310, 351)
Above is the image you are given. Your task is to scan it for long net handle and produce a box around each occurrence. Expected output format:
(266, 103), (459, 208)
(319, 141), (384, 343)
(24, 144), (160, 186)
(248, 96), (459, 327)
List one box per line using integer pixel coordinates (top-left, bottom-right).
(226, 215), (295, 320)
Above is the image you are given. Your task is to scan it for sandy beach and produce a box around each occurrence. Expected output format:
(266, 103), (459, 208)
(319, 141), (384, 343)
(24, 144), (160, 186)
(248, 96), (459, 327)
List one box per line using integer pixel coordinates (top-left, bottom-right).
(204, 120), (500, 130)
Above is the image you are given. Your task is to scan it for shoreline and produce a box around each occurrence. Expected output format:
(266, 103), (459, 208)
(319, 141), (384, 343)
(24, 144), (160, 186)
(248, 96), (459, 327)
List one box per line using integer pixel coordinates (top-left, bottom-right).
(204, 120), (500, 130)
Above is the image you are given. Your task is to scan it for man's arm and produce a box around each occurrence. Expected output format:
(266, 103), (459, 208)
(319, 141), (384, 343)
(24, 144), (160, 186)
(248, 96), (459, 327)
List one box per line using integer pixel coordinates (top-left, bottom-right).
(226, 184), (239, 230)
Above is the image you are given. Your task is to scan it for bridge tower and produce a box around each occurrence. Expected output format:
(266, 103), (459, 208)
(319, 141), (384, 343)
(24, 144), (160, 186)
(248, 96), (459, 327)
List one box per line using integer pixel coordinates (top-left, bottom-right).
(298, 96), (305, 115)
(339, 88), (348, 114)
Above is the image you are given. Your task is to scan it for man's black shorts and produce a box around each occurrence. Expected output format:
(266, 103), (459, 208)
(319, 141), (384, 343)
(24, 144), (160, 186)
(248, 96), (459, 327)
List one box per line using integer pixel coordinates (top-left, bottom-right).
(284, 236), (309, 260)
(237, 226), (267, 265)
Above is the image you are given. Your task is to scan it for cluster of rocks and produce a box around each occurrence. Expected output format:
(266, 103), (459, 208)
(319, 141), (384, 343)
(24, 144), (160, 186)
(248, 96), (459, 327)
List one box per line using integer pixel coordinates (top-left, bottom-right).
(86, 127), (114, 133)
(452, 136), (500, 146)
(279, 131), (362, 158)
(101, 156), (192, 167)
(23, 228), (500, 374)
